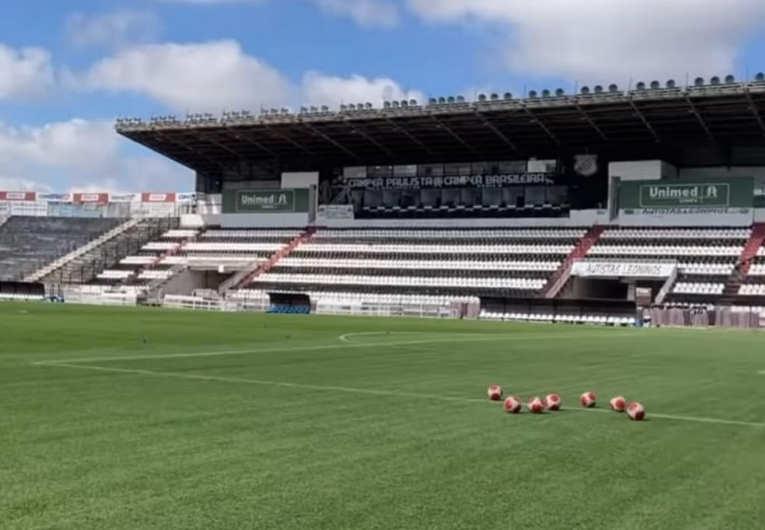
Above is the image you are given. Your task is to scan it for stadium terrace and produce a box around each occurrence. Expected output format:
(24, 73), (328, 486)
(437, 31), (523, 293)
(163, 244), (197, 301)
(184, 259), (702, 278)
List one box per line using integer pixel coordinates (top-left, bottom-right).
(1, 74), (765, 326)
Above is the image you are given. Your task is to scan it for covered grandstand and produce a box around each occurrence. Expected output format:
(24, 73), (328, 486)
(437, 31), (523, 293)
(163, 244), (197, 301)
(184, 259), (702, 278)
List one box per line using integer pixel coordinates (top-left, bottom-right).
(4, 76), (765, 325)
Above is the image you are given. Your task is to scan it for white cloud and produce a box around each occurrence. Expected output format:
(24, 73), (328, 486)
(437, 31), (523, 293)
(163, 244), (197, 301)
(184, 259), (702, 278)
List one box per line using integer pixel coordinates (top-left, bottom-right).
(154, 0), (398, 27)
(0, 44), (55, 100)
(407, 0), (765, 82)
(312, 0), (398, 27)
(0, 177), (52, 193)
(68, 40), (294, 112)
(0, 120), (192, 193)
(68, 40), (423, 112)
(301, 71), (424, 106)
(65, 9), (162, 50)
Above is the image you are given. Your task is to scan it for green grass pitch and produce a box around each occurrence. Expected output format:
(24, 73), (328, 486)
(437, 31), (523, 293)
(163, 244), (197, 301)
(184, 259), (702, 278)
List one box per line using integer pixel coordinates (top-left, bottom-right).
(3, 302), (765, 530)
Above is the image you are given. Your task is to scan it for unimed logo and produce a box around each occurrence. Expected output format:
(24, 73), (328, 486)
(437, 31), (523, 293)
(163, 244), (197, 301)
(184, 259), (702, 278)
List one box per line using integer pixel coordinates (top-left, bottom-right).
(240, 193), (287, 207)
(640, 183), (729, 208)
(648, 185), (716, 201)
(235, 190), (295, 212)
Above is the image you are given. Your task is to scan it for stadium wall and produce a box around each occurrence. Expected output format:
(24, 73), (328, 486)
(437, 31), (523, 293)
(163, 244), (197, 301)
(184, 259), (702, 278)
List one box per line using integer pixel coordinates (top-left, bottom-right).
(281, 172), (319, 189)
(182, 213), (310, 228)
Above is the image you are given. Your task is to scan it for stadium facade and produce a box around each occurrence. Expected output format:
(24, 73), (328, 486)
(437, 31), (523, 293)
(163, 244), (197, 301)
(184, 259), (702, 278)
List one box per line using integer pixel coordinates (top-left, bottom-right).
(3, 76), (765, 326)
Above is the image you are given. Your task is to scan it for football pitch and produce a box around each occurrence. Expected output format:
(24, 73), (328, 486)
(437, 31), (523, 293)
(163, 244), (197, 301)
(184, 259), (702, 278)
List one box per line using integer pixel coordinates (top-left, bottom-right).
(3, 303), (765, 530)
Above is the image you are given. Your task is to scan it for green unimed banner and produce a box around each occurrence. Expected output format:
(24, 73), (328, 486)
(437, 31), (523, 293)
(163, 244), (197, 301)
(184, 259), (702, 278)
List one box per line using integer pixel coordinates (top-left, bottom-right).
(620, 177), (754, 213)
(222, 189), (310, 213)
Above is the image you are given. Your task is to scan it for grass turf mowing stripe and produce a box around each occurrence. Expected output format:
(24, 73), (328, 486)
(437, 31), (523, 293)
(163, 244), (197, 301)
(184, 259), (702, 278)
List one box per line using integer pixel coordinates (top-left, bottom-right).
(33, 330), (640, 365)
(40, 359), (765, 429)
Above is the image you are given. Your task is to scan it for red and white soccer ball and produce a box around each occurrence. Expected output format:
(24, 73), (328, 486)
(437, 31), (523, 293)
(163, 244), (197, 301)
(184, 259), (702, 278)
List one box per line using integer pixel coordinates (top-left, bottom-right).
(527, 396), (545, 414)
(610, 396), (627, 412)
(544, 394), (562, 411)
(504, 396), (523, 414)
(627, 401), (646, 421)
(580, 391), (597, 408)
(487, 385), (504, 401)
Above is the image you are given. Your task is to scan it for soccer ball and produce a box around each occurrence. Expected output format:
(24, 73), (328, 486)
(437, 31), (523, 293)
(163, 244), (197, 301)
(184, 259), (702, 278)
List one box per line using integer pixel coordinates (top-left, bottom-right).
(487, 385), (504, 401)
(544, 394), (562, 411)
(610, 396), (627, 412)
(503, 396), (522, 414)
(627, 402), (646, 421)
(527, 396), (545, 414)
(580, 391), (597, 408)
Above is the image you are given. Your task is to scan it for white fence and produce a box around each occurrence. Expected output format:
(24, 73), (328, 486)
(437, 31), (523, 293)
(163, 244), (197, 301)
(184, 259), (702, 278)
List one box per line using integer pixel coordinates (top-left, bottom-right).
(64, 291), (138, 306)
(60, 285), (140, 306)
(163, 295), (268, 312)
(160, 294), (469, 319)
(314, 300), (463, 319)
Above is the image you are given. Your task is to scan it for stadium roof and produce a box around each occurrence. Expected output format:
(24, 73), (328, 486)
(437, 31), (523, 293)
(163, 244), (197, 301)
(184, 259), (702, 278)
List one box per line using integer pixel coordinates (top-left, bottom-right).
(117, 82), (765, 174)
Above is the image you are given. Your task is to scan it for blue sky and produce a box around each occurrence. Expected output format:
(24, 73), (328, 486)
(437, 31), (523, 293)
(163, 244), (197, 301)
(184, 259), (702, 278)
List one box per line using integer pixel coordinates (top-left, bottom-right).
(1, 0), (764, 193)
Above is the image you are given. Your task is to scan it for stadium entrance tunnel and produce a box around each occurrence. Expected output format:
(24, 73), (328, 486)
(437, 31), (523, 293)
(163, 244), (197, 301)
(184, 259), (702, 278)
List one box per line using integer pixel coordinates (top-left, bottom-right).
(564, 278), (665, 305)
(267, 292), (311, 315)
(480, 296), (637, 325)
(0, 281), (46, 302)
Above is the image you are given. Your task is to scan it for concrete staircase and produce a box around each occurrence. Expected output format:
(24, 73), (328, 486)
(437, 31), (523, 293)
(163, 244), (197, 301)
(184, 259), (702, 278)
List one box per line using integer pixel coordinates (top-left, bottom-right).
(541, 225), (606, 298)
(738, 223), (765, 275)
(27, 218), (178, 284)
(719, 223), (765, 304)
(122, 227), (201, 286)
(219, 227), (317, 295)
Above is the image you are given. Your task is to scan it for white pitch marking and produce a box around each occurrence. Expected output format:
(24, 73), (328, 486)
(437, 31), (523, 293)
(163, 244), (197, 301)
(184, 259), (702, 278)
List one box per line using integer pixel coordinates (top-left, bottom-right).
(44, 362), (490, 405)
(339, 331), (406, 343)
(42, 361), (765, 429)
(34, 331), (636, 366)
(563, 406), (765, 428)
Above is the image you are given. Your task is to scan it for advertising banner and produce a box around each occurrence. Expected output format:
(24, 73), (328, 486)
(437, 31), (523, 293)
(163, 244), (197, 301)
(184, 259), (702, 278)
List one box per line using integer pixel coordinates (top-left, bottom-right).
(620, 177), (753, 215)
(571, 261), (677, 279)
(141, 193), (176, 203)
(343, 173), (555, 190)
(222, 188), (311, 214)
(317, 204), (354, 220)
(0, 191), (36, 201)
(37, 193), (72, 202)
(109, 193), (139, 202)
(73, 193), (109, 204)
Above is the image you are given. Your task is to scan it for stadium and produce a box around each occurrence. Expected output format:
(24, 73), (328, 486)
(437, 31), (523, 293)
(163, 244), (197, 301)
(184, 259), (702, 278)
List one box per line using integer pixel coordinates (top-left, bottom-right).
(4, 76), (765, 529)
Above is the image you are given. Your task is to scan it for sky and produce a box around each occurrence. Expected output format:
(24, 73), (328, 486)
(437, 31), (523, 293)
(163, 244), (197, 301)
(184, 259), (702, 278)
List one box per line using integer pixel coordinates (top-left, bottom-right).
(2, 0), (765, 193)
